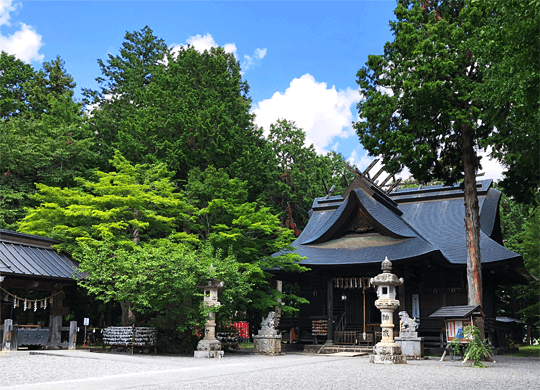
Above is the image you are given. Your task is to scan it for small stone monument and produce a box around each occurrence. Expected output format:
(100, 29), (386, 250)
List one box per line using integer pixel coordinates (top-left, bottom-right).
(194, 278), (224, 358)
(369, 257), (407, 364)
(253, 311), (282, 355)
(395, 311), (424, 359)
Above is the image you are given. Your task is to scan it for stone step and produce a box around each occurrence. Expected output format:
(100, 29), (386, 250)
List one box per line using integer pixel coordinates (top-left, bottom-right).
(313, 345), (373, 355)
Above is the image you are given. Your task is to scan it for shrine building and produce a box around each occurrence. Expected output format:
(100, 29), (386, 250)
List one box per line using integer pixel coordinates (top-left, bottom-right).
(273, 165), (527, 353)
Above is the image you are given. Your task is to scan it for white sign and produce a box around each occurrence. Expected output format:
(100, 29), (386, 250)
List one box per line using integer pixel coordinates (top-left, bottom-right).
(83, 317), (89, 326)
(412, 294), (420, 319)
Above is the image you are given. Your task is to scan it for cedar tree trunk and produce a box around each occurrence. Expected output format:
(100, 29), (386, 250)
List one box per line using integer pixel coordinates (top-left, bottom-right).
(462, 125), (482, 307)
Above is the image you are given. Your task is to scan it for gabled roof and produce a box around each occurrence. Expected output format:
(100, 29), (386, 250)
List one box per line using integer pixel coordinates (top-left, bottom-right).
(0, 230), (83, 280)
(284, 178), (522, 269)
(429, 305), (484, 319)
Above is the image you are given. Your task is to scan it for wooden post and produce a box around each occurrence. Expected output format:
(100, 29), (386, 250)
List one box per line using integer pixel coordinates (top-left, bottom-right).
(275, 280), (282, 328)
(327, 279), (333, 344)
(2, 319), (15, 351)
(68, 321), (77, 350)
(49, 289), (63, 348)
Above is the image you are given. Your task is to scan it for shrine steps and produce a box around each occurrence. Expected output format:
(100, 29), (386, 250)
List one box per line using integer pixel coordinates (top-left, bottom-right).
(304, 344), (372, 355)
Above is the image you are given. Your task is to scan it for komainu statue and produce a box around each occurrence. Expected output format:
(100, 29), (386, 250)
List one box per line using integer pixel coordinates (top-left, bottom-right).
(399, 311), (418, 332)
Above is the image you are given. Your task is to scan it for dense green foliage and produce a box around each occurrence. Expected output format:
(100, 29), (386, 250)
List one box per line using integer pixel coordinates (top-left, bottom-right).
(0, 52), (94, 230)
(19, 155), (307, 325)
(77, 240), (253, 333)
(84, 27), (271, 199)
(471, 0), (539, 204)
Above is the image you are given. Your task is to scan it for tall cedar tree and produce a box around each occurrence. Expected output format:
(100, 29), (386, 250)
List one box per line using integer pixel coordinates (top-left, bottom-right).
(355, 0), (487, 306)
(84, 27), (271, 200)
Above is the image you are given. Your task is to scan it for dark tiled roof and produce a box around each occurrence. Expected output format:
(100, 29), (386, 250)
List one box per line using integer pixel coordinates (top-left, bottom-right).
(354, 189), (417, 238)
(399, 197), (519, 265)
(0, 238), (84, 280)
(279, 179), (521, 269)
(479, 187), (501, 237)
(429, 305), (482, 318)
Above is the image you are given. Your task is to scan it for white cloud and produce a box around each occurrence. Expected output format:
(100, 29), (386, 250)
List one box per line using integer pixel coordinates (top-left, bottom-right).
(0, 1), (43, 63)
(171, 33), (237, 57)
(242, 47), (267, 71)
(0, 0), (18, 26)
(252, 73), (359, 154)
(254, 47), (266, 59)
(0, 22), (43, 63)
(478, 146), (504, 181)
(223, 43), (237, 56)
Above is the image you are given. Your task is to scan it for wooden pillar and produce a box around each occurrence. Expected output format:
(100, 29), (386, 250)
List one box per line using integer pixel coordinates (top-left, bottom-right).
(49, 288), (63, 348)
(275, 280), (282, 328)
(398, 283), (405, 312)
(68, 321), (77, 350)
(327, 279), (333, 344)
(2, 319), (13, 351)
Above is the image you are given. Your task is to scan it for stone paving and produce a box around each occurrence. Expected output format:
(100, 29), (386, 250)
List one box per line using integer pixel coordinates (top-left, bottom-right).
(0, 349), (538, 390)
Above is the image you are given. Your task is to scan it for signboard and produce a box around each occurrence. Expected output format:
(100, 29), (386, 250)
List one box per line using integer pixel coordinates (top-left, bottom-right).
(84, 318), (90, 326)
(446, 320), (472, 342)
(17, 329), (50, 346)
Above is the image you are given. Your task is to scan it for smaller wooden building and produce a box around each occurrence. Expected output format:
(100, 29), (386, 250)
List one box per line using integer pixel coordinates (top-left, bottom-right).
(0, 229), (83, 350)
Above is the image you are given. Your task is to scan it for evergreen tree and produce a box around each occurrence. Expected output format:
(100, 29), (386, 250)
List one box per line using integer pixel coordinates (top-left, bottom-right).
(264, 119), (352, 232)
(85, 27), (272, 199)
(354, 0), (487, 306)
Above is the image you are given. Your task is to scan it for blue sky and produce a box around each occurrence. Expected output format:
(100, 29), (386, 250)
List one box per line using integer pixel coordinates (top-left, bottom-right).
(0, 0), (503, 179)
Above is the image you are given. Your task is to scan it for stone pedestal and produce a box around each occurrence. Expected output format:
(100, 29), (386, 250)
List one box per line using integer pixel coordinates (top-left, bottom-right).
(194, 339), (224, 359)
(253, 312), (282, 355)
(370, 343), (407, 364)
(395, 331), (424, 359)
(253, 334), (282, 355)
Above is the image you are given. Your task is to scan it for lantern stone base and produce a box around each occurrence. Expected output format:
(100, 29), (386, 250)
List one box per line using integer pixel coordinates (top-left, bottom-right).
(194, 339), (224, 358)
(370, 342), (407, 364)
(253, 334), (282, 355)
(395, 332), (424, 359)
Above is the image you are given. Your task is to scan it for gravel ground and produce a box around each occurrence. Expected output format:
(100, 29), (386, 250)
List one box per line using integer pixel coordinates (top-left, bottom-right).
(1, 351), (538, 390)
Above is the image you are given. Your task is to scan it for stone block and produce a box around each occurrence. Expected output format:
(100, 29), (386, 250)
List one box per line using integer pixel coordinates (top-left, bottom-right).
(194, 350), (224, 358)
(253, 335), (282, 355)
(395, 335), (424, 358)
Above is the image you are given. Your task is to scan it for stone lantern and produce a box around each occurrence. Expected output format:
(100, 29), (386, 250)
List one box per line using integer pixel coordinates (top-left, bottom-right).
(369, 257), (407, 364)
(194, 278), (224, 358)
